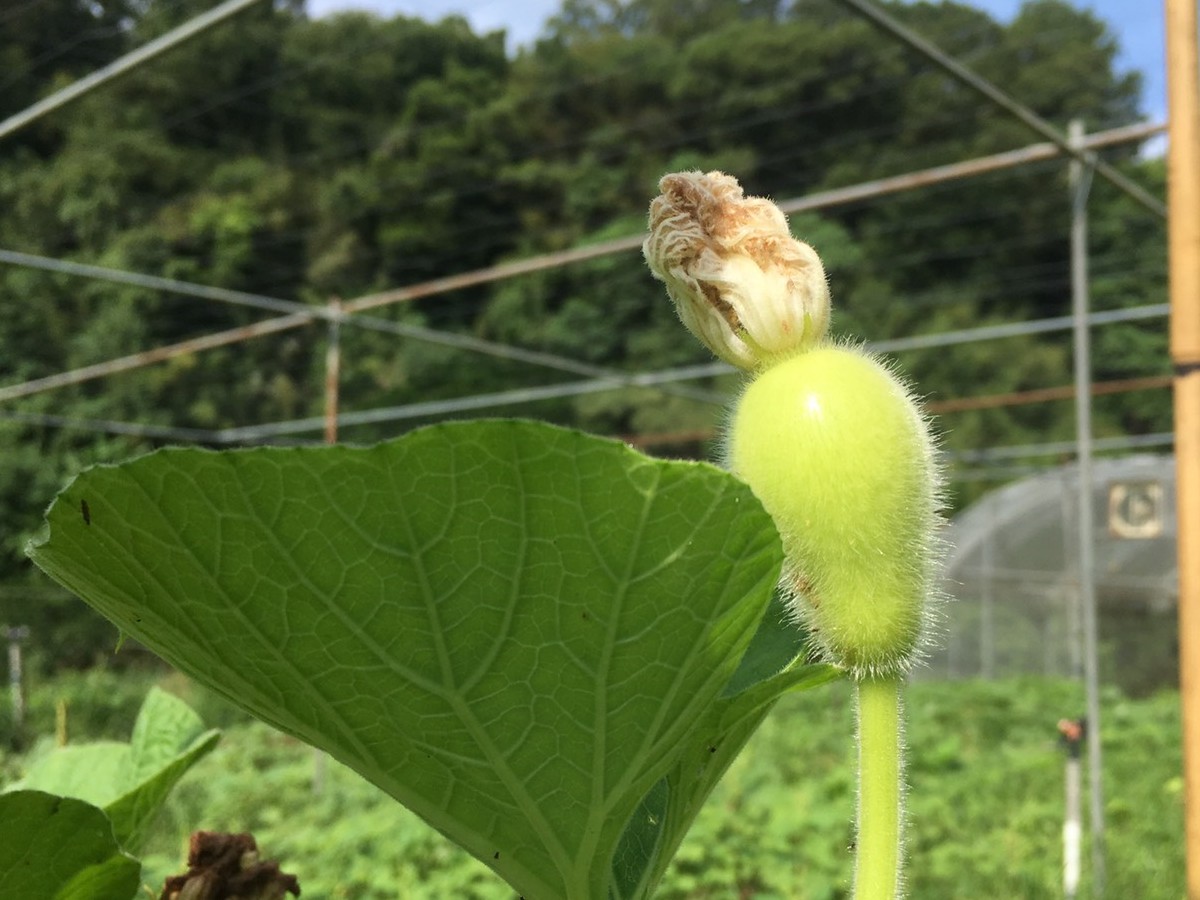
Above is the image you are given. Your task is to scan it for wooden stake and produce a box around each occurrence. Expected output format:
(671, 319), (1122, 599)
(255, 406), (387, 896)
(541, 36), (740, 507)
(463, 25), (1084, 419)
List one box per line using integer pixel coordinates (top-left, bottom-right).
(324, 299), (342, 446)
(1166, 1), (1200, 896)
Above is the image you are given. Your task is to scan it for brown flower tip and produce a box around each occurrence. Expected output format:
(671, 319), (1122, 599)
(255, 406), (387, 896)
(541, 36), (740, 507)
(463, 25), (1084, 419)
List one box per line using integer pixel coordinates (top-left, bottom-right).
(160, 831), (301, 900)
(643, 171), (830, 369)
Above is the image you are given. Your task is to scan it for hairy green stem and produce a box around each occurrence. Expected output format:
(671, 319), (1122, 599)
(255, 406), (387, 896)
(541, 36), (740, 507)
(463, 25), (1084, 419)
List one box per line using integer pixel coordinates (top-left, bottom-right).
(854, 674), (904, 900)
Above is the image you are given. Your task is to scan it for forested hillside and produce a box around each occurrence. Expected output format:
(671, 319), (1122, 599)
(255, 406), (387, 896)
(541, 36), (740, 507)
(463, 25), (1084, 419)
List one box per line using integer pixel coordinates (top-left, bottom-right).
(0, 0), (1168, 664)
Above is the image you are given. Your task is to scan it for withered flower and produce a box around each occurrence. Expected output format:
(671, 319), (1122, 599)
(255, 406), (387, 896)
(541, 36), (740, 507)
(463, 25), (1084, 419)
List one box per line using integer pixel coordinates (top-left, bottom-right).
(160, 831), (300, 900)
(643, 171), (829, 370)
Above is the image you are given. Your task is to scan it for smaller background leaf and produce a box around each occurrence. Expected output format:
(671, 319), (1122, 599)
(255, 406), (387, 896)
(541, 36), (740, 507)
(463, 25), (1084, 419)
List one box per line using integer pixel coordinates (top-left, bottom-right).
(126, 687), (207, 782)
(9, 744), (129, 806)
(107, 689), (221, 851)
(0, 790), (140, 900)
(7, 688), (220, 852)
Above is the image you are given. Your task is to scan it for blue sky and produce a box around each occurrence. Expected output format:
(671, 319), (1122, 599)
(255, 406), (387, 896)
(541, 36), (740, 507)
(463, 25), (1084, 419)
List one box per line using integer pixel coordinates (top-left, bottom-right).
(305, 1), (1165, 122)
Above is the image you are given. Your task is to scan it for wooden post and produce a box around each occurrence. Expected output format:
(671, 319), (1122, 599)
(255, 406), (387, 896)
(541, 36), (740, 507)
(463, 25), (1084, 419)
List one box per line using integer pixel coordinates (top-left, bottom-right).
(55, 698), (68, 747)
(324, 298), (342, 446)
(1166, 1), (1200, 896)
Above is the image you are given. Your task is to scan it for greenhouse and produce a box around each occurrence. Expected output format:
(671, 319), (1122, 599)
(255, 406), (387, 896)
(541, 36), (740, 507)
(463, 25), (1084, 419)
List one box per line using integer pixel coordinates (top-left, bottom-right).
(930, 455), (1179, 696)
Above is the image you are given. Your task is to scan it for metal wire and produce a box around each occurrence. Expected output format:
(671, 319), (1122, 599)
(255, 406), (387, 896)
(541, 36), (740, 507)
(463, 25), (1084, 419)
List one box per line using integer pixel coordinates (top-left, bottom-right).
(0, 0), (270, 142)
(832, 0), (1166, 218)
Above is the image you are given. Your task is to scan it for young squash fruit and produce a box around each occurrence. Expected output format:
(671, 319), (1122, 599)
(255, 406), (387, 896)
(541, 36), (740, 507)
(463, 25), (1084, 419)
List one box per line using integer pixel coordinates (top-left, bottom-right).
(644, 170), (941, 678)
(726, 343), (939, 677)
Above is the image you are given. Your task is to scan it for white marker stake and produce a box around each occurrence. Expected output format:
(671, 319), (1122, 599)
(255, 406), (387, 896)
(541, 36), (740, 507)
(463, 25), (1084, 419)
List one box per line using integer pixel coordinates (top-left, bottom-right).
(1059, 718), (1085, 899)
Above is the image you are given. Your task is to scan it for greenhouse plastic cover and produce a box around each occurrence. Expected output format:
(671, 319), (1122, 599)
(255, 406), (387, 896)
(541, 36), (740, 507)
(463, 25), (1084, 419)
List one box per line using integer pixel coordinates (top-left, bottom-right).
(928, 454), (1178, 686)
(944, 454), (1177, 606)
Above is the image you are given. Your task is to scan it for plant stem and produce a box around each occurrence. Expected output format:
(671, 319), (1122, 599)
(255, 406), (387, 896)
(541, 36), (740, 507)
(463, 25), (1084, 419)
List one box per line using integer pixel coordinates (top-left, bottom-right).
(854, 674), (904, 900)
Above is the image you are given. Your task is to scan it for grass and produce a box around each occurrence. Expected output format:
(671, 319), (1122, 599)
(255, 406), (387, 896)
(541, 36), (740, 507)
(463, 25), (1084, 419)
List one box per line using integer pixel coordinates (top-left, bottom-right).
(2, 671), (1184, 899)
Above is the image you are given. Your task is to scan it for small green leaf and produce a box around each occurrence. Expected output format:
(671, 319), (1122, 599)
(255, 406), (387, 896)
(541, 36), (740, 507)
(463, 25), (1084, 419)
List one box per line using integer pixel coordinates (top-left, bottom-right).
(28, 420), (786, 899)
(9, 743), (129, 807)
(108, 688), (221, 851)
(0, 791), (140, 900)
(9, 688), (219, 852)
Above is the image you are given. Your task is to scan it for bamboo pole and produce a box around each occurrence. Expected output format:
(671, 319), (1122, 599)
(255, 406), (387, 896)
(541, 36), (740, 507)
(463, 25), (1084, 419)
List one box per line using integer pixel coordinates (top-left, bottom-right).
(324, 299), (342, 446)
(1166, 1), (1200, 896)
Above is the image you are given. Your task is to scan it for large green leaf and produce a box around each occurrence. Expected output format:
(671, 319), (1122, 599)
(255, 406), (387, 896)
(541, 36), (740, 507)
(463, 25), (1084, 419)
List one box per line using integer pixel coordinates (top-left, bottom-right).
(10, 688), (220, 852)
(0, 791), (140, 900)
(28, 419), (812, 899)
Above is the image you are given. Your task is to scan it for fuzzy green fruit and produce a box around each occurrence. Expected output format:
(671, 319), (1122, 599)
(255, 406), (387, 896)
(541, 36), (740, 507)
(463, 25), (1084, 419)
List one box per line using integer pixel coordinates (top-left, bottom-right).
(727, 345), (939, 677)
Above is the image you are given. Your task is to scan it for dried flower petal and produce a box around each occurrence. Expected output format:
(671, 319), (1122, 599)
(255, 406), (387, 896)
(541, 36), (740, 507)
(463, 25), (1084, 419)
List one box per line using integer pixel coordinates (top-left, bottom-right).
(160, 831), (300, 900)
(643, 171), (830, 369)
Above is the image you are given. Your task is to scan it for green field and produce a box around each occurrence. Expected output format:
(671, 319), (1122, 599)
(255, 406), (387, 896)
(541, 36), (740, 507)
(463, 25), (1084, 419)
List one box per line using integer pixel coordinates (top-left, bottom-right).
(2, 671), (1182, 899)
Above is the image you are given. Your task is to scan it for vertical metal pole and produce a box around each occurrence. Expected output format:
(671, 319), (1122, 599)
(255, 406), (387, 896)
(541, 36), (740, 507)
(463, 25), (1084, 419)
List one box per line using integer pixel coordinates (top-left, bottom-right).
(981, 507), (995, 679)
(1069, 119), (1105, 896)
(313, 299), (342, 797)
(1063, 472), (1084, 678)
(6, 632), (24, 731)
(1165, 2), (1200, 896)
(4, 625), (29, 749)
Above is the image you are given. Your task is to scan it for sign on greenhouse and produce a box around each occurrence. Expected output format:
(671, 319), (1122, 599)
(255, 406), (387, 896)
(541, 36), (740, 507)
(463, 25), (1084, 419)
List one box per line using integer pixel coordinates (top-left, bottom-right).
(1107, 480), (1165, 539)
